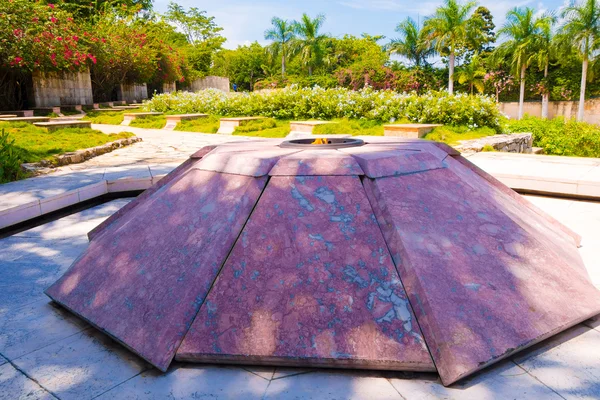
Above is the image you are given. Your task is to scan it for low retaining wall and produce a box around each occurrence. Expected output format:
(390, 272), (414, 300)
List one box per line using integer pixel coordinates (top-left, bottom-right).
(455, 133), (533, 154)
(190, 76), (230, 92)
(499, 99), (600, 124)
(21, 137), (142, 173)
(32, 69), (94, 107)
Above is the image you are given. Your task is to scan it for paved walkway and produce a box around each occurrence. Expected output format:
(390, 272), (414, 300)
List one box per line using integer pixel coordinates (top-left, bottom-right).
(0, 196), (598, 399)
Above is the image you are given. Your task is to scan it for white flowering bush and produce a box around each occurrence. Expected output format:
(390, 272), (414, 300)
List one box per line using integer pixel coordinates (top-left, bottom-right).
(144, 86), (503, 131)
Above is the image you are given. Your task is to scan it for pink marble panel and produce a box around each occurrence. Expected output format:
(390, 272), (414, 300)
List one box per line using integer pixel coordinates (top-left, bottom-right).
(341, 146), (445, 178)
(87, 158), (202, 241)
(46, 170), (267, 371)
(364, 169), (600, 385)
(177, 175), (434, 371)
(197, 148), (299, 177)
(269, 150), (364, 176)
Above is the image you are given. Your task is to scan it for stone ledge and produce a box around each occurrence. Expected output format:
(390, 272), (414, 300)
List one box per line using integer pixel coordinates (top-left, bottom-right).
(21, 137), (142, 172)
(455, 133), (533, 154)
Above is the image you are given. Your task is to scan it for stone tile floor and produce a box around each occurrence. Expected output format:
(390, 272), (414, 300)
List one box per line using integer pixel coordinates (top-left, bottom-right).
(0, 196), (599, 400)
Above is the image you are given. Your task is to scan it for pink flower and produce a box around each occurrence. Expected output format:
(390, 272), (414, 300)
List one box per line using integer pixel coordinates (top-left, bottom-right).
(48, 3), (55, 8)
(50, 17), (57, 23)
(56, 36), (63, 41)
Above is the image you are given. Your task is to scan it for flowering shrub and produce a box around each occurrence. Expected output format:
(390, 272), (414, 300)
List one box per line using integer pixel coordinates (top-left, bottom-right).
(144, 86), (504, 130)
(0, 0), (92, 72)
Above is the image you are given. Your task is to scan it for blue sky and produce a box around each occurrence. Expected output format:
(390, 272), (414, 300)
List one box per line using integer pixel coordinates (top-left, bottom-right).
(154, 0), (570, 51)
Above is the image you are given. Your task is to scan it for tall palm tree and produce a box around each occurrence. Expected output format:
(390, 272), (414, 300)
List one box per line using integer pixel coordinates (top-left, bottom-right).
(495, 7), (541, 120)
(532, 13), (557, 119)
(423, 0), (478, 94)
(292, 13), (328, 76)
(264, 17), (296, 78)
(388, 17), (434, 67)
(560, 0), (600, 121)
(456, 53), (486, 94)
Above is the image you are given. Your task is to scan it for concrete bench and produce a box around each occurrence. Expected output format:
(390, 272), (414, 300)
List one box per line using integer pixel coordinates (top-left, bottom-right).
(32, 107), (61, 116)
(0, 110), (34, 117)
(0, 114), (17, 118)
(383, 124), (442, 139)
(217, 117), (264, 135)
(61, 105), (84, 112)
(83, 104), (100, 110)
(113, 105), (143, 111)
(289, 120), (338, 134)
(0, 116), (51, 123)
(121, 112), (163, 126)
(33, 120), (92, 131)
(163, 114), (208, 130)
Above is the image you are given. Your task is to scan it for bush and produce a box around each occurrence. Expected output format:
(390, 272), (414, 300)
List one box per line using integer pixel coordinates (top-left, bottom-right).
(507, 116), (600, 157)
(0, 129), (25, 183)
(144, 87), (504, 131)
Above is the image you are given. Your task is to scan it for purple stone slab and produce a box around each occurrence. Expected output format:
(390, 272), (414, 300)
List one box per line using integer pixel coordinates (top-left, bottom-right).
(197, 148), (299, 177)
(341, 146), (445, 178)
(450, 154), (581, 246)
(46, 170), (267, 371)
(269, 150), (364, 176)
(364, 168), (600, 385)
(177, 175), (434, 371)
(87, 158), (203, 241)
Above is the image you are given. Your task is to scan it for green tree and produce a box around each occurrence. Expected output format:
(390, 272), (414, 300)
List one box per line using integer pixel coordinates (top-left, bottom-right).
(387, 17), (433, 67)
(532, 13), (557, 118)
(560, 0), (600, 121)
(211, 42), (268, 91)
(466, 6), (496, 54)
(292, 13), (328, 76)
(423, 0), (478, 94)
(52, 0), (153, 19)
(456, 53), (486, 93)
(495, 7), (542, 119)
(264, 17), (296, 77)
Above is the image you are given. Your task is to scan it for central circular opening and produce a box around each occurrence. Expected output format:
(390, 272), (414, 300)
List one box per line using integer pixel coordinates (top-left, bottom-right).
(280, 138), (365, 149)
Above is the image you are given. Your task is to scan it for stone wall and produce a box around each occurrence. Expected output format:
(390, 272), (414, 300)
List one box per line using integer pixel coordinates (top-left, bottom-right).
(455, 133), (533, 154)
(190, 76), (230, 92)
(163, 82), (176, 93)
(32, 69), (94, 107)
(118, 83), (148, 103)
(499, 99), (600, 124)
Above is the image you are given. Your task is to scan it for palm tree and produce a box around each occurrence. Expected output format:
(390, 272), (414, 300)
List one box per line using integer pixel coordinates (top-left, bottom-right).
(560, 0), (600, 121)
(423, 0), (478, 94)
(388, 17), (434, 67)
(292, 13), (328, 76)
(264, 17), (296, 78)
(456, 53), (486, 94)
(495, 7), (541, 120)
(532, 13), (557, 119)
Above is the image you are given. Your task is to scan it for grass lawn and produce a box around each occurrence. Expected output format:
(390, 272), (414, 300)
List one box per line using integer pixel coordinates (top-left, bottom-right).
(0, 121), (134, 163)
(83, 110), (126, 125)
(233, 118), (290, 138)
(313, 119), (387, 136)
(423, 126), (496, 145)
(130, 115), (167, 129)
(174, 115), (221, 133)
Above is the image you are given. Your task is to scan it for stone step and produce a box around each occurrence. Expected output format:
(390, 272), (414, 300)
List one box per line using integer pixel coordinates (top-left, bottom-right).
(163, 114), (208, 130)
(289, 120), (338, 134)
(121, 112), (163, 126)
(0, 117), (51, 123)
(383, 124), (443, 138)
(218, 117), (264, 135)
(33, 120), (92, 131)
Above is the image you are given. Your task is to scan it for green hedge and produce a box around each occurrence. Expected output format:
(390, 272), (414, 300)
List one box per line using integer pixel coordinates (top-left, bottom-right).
(507, 116), (600, 157)
(144, 86), (504, 132)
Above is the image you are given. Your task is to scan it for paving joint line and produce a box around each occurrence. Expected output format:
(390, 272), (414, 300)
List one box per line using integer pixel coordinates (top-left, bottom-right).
(511, 360), (567, 400)
(0, 350), (61, 400)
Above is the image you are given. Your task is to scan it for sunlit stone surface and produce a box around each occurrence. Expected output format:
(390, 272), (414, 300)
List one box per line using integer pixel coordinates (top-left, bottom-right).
(46, 138), (600, 385)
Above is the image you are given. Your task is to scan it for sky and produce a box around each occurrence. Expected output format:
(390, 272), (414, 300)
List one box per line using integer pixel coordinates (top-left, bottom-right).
(153, 0), (570, 51)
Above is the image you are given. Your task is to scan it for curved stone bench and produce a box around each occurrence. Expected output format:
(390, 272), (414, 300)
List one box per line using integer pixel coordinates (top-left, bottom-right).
(383, 124), (442, 139)
(33, 120), (92, 131)
(217, 117), (264, 135)
(163, 114), (208, 130)
(121, 112), (163, 126)
(0, 116), (50, 123)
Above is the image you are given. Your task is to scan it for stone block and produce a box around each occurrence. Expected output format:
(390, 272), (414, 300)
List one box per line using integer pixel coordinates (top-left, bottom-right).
(163, 113), (208, 130)
(217, 116), (264, 134)
(383, 124), (442, 138)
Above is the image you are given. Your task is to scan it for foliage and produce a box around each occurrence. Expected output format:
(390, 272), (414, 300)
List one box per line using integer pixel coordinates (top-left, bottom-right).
(0, 0), (92, 72)
(264, 17), (296, 77)
(507, 115), (600, 157)
(313, 118), (387, 136)
(145, 87), (504, 130)
(129, 115), (167, 129)
(212, 42), (269, 91)
(387, 18), (434, 67)
(456, 53), (486, 93)
(233, 119), (290, 137)
(291, 13), (328, 76)
(0, 129), (25, 183)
